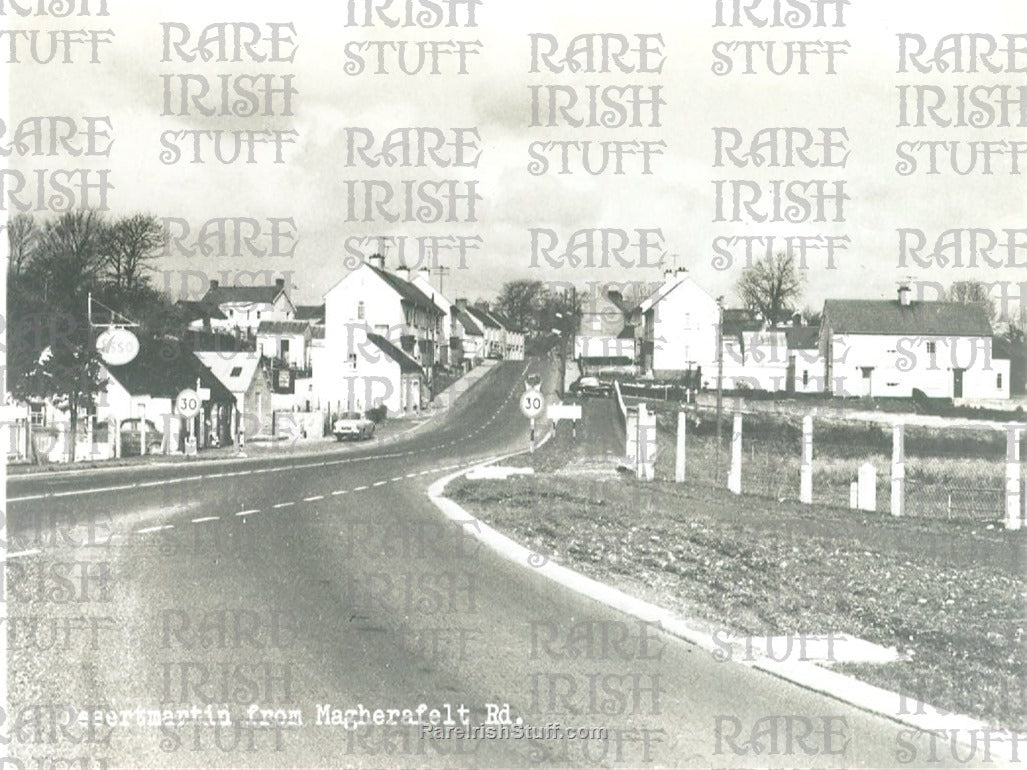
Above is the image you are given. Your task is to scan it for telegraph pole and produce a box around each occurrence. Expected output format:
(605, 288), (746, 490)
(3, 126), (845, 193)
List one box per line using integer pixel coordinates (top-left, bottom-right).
(716, 296), (724, 477)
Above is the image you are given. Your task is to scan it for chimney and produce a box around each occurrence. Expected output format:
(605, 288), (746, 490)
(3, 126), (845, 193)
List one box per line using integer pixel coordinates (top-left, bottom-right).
(368, 253), (385, 270)
(898, 282), (911, 307)
(275, 278), (285, 291)
(396, 264), (411, 282)
(676, 267), (688, 275)
(209, 279), (219, 290)
(663, 269), (674, 281)
(455, 298), (468, 309)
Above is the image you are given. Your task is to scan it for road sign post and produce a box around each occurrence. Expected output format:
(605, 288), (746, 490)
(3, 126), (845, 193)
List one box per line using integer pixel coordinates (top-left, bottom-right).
(520, 388), (544, 453)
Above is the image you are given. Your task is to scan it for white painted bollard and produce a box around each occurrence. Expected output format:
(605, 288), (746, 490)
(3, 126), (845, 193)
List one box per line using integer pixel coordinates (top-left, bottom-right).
(728, 412), (742, 495)
(849, 481), (858, 509)
(891, 422), (905, 517)
(636, 404), (656, 481)
(1005, 425), (1022, 531)
(800, 415), (813, 504)
(140, 418), (147, 457)
(858, 462), (877, 512)
(675, 411), (686, 483)
(625, 408), (639, 463)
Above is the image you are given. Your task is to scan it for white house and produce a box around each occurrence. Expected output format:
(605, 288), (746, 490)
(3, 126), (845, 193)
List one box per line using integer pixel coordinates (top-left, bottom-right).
(318, 255), (442, 416)
(256, 320), (313, 371)
(637, 268), (720, 382)
(194, 351), (274, 438)
(452, 303), (486, 370)
(786, 326), (828, 394)
(575, 286), (637, 367)
(412, 269), (454, 367)
(721, 328), (790, 392)
(464, 303), (504, 359)
(489, 310), (526, 361)
(200, 278), (296, 336)
(821, 286), (1010, 400)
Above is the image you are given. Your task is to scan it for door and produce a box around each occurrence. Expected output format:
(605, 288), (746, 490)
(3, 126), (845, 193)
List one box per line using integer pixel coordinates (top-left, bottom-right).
(953, 368), (964, 399)
(860, 366), (874, 398)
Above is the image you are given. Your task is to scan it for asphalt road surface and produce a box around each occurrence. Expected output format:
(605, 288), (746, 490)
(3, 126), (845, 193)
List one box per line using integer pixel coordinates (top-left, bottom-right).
(4, 360), (1004, 769)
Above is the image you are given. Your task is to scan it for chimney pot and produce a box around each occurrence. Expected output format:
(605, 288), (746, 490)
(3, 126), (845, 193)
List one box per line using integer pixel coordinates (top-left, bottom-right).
(368, 253), (385, 270)
(275, 278), (285, 290)
(898, 283), (911, 307)
(209, 279), (219, 290)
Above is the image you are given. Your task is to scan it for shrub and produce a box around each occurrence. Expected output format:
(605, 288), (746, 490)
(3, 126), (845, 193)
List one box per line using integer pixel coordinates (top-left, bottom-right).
(367, 405), (387, 423)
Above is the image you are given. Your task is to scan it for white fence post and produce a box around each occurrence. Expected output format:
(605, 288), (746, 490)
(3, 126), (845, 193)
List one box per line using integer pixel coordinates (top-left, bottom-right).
(800, 415), (813, 504)
(728, 411), (742, 494)
(675, 411), (686, 483)
(849, 481), (858, 509)
(891, 422), (905, 517)
(636, 403), (656, 481)
(858, 462), (877, 512)
(1005, 425), (1022, 531)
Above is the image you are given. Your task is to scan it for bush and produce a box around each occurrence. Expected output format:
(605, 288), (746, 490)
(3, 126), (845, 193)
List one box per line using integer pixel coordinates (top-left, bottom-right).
(367, 405), (387, 424)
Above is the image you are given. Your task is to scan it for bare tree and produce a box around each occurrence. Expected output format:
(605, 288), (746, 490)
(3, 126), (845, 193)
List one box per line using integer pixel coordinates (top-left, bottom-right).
(104, 213), (166, 290)
(6, 213), (38, 277)
(947, 279), (996, 321)
(736, 252), (805, 324)
(33, 210), (109, 303)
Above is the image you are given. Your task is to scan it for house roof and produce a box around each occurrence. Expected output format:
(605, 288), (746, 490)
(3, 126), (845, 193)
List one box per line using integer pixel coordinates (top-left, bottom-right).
(366, 333), (423, 374)
(194, 352), (264, 394)
(824, 300), (992, 337)
(454, 306), (484, 336)
(311, 326), (325, 340)
(721, 308), (763, 339)
(294, 304), (325, 322)
(368, 266), (443, 315)
(201, 284), (287, 306)
(466, 305), (501, 329)
(104, 338), (235, 403)
(176, 300), (227, 321)
(638, 272), (694, 314)
(257, 320), (312, 336)
(786, 326), (821, 350)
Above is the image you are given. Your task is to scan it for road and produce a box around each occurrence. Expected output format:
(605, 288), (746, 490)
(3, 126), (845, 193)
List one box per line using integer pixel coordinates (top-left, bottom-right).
(4, 360), (1002, 769)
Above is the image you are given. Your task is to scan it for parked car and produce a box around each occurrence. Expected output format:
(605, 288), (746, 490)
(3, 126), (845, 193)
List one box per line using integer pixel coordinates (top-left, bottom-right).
(525, 373), (542, 389)
(569, 376), (612, 397)
(332, 411), (376, 441)
(119, 418), (164, 456)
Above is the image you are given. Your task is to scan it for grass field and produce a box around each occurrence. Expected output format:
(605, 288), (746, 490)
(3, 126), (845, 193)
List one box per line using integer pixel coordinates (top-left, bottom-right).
(448, 432), (1027, 730)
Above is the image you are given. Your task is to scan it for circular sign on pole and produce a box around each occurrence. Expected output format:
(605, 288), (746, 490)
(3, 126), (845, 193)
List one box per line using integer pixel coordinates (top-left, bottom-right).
(95, 327), (139, 366)
(520, 389), (545, 419)
(176, 389), (202, 419)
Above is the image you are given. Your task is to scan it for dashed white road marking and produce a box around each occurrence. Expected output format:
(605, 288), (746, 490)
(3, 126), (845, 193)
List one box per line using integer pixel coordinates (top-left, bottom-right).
(191, 516), (220, 523)
(372, 481), (388, 487)
(390, 476), (403, 482)
(137, 525), (174, 534)
(235, 509), (260, 517)
(6, 549), (41, 558)
(331, 490), (348, 496)
(405, 473), (418, 478)
(354, 485), (368, 492)
(272, 502), (295, 509)
(303, 495), (325, 502)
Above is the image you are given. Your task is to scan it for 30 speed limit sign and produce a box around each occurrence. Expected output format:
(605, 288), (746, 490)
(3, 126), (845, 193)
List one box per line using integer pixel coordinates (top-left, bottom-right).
(176, 389), (201, 419)
(520, 389), (545, 418)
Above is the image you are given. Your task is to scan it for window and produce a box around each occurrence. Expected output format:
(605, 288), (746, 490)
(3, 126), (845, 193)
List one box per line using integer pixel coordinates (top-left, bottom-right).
(357, 301), (365, 320)
(229, 366), (243, 377)
(29, 403), (45, 426)
(256, 311), (261, 320)
(802, 370), (809, 386)
(926, 341), (937, 354)
(591, 315), (601, 332)
(348, 353), (357, 368)
(998, 372), (1003, 389)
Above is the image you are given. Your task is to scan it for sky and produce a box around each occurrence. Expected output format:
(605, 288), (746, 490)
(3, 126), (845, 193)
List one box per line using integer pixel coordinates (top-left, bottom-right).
(8, 0), (1027, 315)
